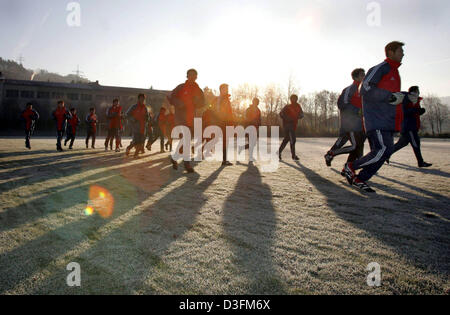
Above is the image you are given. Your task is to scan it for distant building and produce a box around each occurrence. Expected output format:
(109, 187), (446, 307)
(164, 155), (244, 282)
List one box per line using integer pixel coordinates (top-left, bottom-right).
(0, 78), (169, 134)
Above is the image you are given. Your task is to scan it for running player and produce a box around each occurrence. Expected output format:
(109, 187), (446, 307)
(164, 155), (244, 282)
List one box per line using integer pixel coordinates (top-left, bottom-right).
(21, 103), (39, 150)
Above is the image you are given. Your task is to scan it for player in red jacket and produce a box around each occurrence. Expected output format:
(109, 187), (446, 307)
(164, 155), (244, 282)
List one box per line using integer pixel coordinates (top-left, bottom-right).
(278, 95), (304, 160)
(21, 103), (39, 150)
(105, 99), (123, 152)
(64, 108), (80, 150)
(126, 94), (149, 158)
(85, 108), (98, 149)
(168, 69), (205, 172)
(52, 100), (70, 152)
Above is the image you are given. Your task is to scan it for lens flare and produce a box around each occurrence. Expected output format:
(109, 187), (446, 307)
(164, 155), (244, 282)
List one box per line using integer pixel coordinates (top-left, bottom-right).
(84, 206), (94, 216)
(85, 185), (114, 218)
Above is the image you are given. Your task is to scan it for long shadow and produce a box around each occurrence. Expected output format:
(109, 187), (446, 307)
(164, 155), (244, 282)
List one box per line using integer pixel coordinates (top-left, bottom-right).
(0, 156), (170, 234)
(29, 164), (225, 294)
(284, 161), (449, 280)
(329, 168), (450, 218)
(222, 163), (284, 294)
(0, 150), (58, 158)
(374, 173), (450, 205)
(388, 161), (450, 178)
(0, 156), (180, 294)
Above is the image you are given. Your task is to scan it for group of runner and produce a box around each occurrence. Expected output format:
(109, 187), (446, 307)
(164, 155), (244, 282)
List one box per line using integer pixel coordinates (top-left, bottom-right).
(20, 40), (432, 192)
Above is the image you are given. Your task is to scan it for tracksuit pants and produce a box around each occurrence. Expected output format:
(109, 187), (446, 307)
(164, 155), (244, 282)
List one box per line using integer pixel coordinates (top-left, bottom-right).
(279, 128), (296, 158)
(56, 130), (64, 149)
(353, 130), (394, 182)
(392, 130), (424, 164)
(65, 130), (76, 148)
(25, 129), (31, 147)
(330, 131), (366, 163)
(86, 129), (96, 147)
(105, 128), (119, 149)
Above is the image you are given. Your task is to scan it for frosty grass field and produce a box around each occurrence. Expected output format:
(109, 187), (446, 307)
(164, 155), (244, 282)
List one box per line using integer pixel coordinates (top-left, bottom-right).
(0, 137), (448, 294)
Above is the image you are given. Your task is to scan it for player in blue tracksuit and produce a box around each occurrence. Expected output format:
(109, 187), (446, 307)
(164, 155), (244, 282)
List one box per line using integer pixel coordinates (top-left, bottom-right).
(344, 41), (415, 193)
(389, 86), (432, 167)
(325, 68), (366, 169)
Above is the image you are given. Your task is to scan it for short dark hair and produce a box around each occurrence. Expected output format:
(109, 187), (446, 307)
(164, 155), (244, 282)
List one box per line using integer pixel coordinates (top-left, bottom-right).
(113, 98), (119, 103)
(90, 107), (95, 111)
(138, 93), (146, 99)
(187, 69), (198, 76)
(70, 107), (76, 112)
(385, 41), (404, 57)
(290, 94), (298, 102)
(409, 86), (420, 93)
(57, 100), (64, 105)
(351, 68), (365, 80)
(26, 102), (33, 107)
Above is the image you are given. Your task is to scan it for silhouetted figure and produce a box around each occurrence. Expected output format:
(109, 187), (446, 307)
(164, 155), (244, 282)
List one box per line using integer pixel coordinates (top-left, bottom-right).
(21, 103), (39, 150)
(126, 94), (149, 158)
(65, 108), (80, 150)
(105, 99), (123, 152)
(85, 108), (98, 149)
(52, 100), (70, 152)
(278, 95), (304, 161)
(168, 68), (205, 172)
(214, 83), (234, 166)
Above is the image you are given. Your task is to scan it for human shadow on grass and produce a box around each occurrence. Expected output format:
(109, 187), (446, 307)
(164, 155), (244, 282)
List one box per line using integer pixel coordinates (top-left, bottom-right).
(329, 168), (450, 218)
(0, 156), (171, 234)
(388, 161), (450, 178)
(222, 162), (285, 294)
(284, 161), (449, 281)
(0, 156), (181, 294)
(29, 164), (225, 294)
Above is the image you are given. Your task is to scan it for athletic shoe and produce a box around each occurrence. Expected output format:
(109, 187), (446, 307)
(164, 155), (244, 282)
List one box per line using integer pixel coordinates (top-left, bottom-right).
(160, 149), (165, 153)
(146, 143), (152, 151)
(353, 178), (376, 193)
(69, 147), (73, 150)
(279, 153), (282, 161)
(292, 156), (300, 161)
(92, 146), (95, 149)
(64, 139), (68, 146)
(170, 157), (178, 170)
(324, 153), (333, 167)
(340, 168), (345, 177)
(418, 162), (432, 168)
(184, 161), (194, 173)
(105, 146), (108, 151)
(115, 148), (120, 152)
(86, 144), (89, 149)
(344, 162), (356, 185)
(222, 161), (233, 166)
(125, 146), (131, 156)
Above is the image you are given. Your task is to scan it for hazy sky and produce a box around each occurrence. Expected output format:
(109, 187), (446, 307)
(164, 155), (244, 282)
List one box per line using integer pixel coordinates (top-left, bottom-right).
(1, 0), (449, 97)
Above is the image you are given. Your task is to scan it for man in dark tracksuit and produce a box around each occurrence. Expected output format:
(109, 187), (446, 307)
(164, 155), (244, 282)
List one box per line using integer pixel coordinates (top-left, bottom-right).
(325, 68), (366, 170)
(126, 94), (149, 158)
(53, 100), (70, 152)
(278, 94), (304, 161)
(65, 108), (80, 150)
(168, 69), (205, 172)
(21, 103), (39, 150)
(105, 99), (123, 152)
(344, 41), (411, 192)
(85, 108), (98, 149)
(390, 86), (432, 167)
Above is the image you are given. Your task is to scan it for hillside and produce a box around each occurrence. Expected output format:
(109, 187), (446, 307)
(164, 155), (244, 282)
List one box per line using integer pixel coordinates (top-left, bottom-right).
(0, 57), (89, 84)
